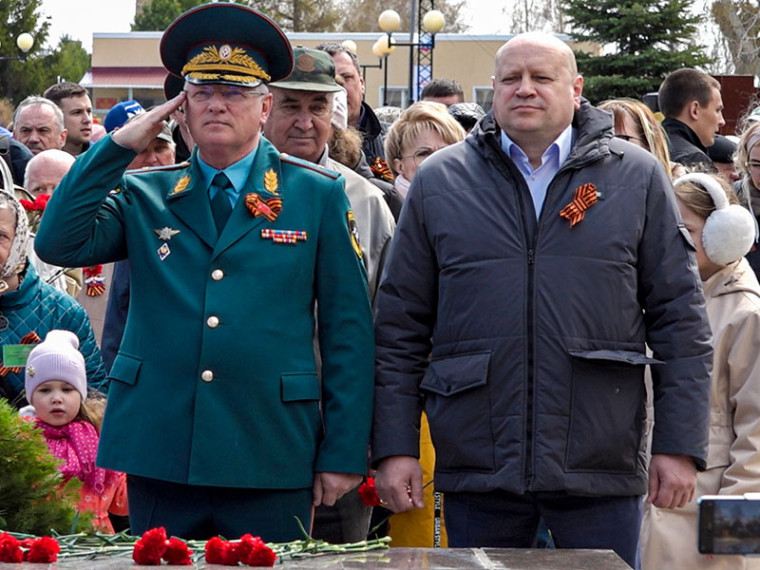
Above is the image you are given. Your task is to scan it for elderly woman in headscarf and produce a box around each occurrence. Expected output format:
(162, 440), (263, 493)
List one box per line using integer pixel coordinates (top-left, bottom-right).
(0, 187), (106, 408)
(733, 121), (760, 279)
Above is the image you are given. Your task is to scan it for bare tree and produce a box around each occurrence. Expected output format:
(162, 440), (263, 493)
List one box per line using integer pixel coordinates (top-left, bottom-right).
(710, 0), (760, 76)
(508, 0), (566, 34)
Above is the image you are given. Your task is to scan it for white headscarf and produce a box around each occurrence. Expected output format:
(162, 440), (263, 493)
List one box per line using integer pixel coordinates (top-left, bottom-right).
(0, 188), (29, 283)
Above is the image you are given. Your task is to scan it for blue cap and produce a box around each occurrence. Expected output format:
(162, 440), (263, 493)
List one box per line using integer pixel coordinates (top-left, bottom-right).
(104, 100), (145, 133)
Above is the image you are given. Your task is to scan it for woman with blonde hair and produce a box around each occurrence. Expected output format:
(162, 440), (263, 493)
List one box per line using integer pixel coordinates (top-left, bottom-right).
(597, 98), (681, 178)
(641, 173), (760, 569)
(733, 121), (760, 278)
(384, 101), (466, 199)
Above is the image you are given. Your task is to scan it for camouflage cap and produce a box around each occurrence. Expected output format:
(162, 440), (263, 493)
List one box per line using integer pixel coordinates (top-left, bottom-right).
(270, 47), (343, 93)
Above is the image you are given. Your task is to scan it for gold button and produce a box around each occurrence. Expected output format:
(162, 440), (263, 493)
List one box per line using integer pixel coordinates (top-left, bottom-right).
(211, 269), (224, 281)
(207, 316), (220, 328)
(201, 370), (213, 382)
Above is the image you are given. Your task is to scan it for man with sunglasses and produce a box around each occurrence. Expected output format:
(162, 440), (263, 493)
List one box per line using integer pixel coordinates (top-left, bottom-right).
(36, 3), (373, 542)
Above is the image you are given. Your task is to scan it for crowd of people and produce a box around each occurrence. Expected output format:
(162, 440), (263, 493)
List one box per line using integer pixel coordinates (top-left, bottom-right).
(2, 3), (760, 569)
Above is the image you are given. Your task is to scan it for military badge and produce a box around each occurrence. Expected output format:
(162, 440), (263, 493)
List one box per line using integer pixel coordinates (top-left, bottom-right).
(346, 211), (363, 259)
(264, 169), (279, 195)
(559, 183), (599, 227)
(296, 52), (316, 72)
(154, 227), (181, 241)
(171, 175), (191, 195)
(245, 193), (282, 222)
(157, 243), (171, 261)
(261, 229), (307, 244)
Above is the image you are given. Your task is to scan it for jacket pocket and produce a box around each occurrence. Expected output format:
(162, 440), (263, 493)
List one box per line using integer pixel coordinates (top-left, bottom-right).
(420, 351), (494, 472)
(565, 349), (658, 474)
(108, 353), (142, 386)
(281, 373), (320, 402)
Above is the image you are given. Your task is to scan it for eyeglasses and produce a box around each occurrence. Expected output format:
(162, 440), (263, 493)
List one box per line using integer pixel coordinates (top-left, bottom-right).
(614, 134), (645, 144)
(401, 148), (443, 166)
(185, 86), (267, 104)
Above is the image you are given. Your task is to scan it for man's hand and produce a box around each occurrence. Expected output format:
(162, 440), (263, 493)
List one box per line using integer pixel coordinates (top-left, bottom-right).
(375, 455), (424, 513)
(647, 453), (697, 509)
(312, 472), (362, 507)
(112, 93), (186, 153)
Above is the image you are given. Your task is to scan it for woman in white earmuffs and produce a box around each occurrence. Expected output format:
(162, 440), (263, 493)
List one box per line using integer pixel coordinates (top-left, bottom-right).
(641, 173), (760, 570)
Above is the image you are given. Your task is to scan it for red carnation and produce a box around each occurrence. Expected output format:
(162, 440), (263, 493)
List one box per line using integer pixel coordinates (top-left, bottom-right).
(163, 537), (192, 565)
(241, 536), (276, 567)
(223, 541), (242, 566)
(133, 541), (163, 566)
(204, 536), (229, 565)
(0, 533), (22, 563)
(132, 527), (168, 565)
(26, 536), (60, 563)
(19, 538), (34, 561)
(358, 477), (382, 507)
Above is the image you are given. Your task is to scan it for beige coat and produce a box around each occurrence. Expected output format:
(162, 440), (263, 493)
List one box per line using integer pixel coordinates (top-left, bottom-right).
(642, 258), (760, 569)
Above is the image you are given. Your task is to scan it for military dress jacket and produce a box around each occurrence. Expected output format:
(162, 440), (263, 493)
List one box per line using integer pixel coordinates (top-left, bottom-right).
(35, 135), (374, 489)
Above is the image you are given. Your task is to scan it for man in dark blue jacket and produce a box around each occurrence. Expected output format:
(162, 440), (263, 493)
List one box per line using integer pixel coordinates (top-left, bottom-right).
(372, 32), (712, 568)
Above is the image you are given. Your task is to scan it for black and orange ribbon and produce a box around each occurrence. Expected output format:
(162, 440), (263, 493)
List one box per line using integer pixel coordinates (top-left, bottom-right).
(245, 193), (283, 222)
(0, 331), (41, 376)
(370, 157), (394, 182)
(83, 265), (106, 296)
(559, 183), (598, 227)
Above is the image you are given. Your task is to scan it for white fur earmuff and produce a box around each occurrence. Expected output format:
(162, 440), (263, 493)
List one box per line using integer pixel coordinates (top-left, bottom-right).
(674, 172), (756, 265)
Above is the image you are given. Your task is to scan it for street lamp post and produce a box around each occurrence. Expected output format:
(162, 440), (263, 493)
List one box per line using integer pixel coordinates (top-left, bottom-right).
(377, 3), (444, 105)
(0, 33), (35, 101)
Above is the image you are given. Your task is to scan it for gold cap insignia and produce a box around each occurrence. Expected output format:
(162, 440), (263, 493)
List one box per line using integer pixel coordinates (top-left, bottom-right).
(182, 45), (271, 84)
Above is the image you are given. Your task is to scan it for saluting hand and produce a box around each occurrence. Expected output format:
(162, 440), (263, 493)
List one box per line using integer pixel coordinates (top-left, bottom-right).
(112, 92), (186, 153)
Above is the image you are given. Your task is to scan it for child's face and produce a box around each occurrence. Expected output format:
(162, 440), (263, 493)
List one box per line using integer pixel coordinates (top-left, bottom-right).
(31, 380), (82, 427)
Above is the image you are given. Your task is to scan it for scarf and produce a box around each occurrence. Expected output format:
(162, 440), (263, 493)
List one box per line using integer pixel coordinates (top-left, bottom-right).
(35, 418), (109, 494)
(0, 188), (29, 281)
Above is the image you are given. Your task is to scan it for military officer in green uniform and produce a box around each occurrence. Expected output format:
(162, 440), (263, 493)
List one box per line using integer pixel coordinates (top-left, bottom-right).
(35, 2), (374, 541)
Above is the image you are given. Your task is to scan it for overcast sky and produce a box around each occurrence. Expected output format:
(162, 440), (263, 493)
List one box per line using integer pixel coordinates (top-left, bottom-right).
(38, 0), (513, 53)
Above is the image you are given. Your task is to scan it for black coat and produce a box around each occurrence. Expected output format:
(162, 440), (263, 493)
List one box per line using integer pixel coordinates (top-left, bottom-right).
(373, 100), (712, 496)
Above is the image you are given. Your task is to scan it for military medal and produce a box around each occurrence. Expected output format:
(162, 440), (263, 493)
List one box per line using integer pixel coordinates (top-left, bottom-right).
(261, 229), (307, 244)
(245, 193), (282, 222)
(559, 183), (599, 227)
(154, 227), (181, 240)
(157, 242), (171, 261)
